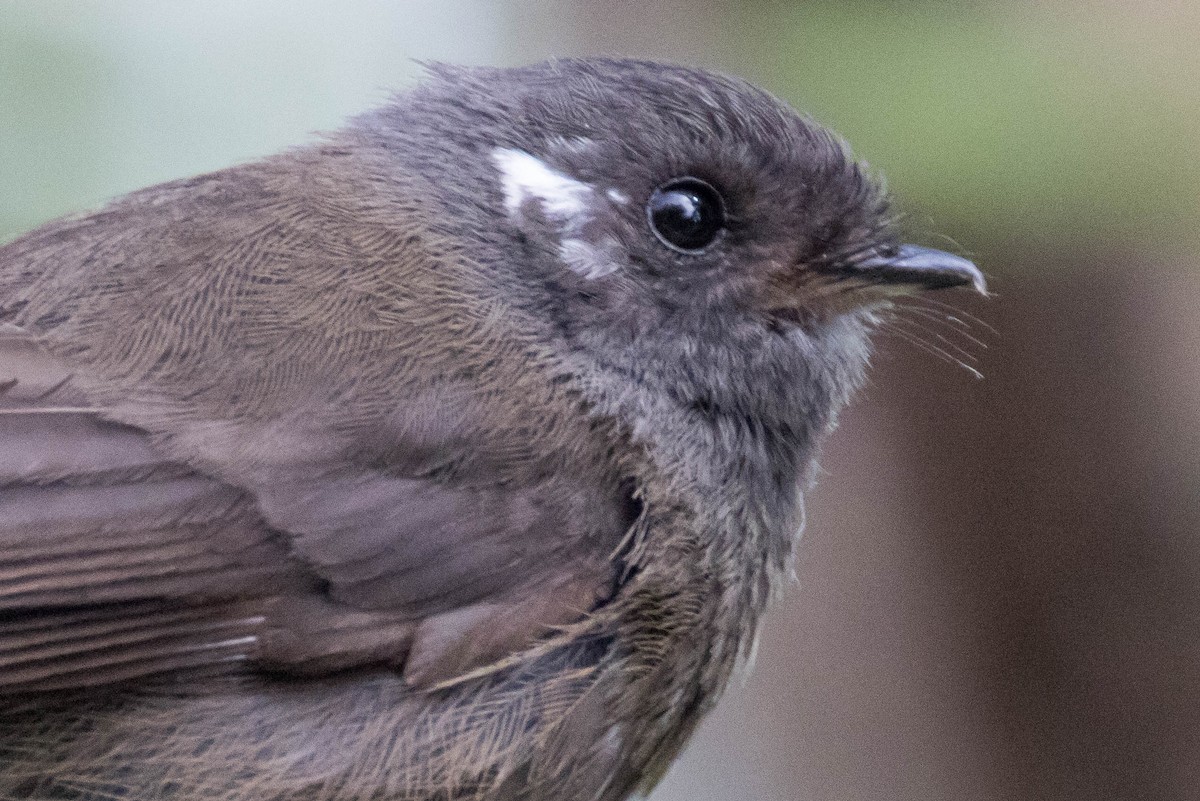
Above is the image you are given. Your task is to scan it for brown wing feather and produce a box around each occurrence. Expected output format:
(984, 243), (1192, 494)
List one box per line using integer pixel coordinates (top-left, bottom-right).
(0, 329), (305, 689)
(0, 312), (626, 692)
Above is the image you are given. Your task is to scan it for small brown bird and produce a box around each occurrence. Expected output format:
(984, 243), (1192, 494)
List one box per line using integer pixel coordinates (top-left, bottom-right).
(0, 59), (983, 800)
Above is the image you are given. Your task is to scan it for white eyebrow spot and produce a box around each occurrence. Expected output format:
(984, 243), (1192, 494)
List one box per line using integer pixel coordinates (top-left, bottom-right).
(492, 147), (592, 221)
(554, 136), (596, 153)
(606, 188), (630, 205)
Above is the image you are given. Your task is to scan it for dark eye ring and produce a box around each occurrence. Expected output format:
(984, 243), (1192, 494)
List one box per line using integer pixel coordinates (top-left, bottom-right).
(646, 178), (726, 253)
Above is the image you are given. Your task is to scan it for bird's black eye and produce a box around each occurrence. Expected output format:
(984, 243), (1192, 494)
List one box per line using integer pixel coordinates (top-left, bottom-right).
(647, 178), (726, 253)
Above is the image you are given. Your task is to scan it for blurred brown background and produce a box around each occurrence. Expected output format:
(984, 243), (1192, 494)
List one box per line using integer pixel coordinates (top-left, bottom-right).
(2, 2), (1197, 799)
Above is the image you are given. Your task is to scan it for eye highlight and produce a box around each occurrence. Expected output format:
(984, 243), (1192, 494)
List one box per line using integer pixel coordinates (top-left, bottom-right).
(646, 178), (726, 253)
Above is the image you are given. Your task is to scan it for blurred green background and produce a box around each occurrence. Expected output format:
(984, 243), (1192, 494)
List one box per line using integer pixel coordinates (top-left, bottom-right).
(3, 2), (1198, 800)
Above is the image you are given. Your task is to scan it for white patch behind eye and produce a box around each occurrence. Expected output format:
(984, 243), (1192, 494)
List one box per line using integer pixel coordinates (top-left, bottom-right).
(559, 237), (620, 279)
(492, 147), (592, 221)
(492, 147), (624, 280)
